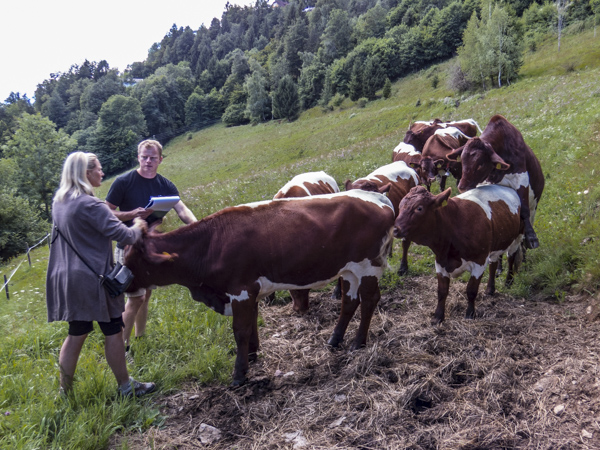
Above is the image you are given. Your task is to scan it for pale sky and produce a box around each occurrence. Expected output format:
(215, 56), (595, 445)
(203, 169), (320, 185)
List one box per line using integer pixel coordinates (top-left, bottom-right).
(1, 0), (256, 102)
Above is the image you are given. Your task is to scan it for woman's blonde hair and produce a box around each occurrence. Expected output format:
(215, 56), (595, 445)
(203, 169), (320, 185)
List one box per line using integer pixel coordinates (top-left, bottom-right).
(54, 152), (98, 202)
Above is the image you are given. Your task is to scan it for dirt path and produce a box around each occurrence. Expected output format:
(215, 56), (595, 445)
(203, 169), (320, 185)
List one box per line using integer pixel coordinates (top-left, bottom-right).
(120, 276), (600, 449)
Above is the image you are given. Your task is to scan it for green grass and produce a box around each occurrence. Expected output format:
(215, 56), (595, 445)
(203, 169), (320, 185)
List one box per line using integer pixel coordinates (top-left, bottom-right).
(2, 27), (600, 447)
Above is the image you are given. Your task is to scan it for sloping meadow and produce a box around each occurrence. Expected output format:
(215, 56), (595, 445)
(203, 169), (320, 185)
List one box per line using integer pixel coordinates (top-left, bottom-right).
(1, 27), (599, 448)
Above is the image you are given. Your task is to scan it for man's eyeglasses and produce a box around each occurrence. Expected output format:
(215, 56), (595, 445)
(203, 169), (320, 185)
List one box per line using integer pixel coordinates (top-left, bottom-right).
(140, 156), (159, 162)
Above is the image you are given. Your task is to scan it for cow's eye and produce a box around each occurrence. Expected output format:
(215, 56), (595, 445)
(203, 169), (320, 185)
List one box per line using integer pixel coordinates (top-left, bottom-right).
(416, 206), (423, 212)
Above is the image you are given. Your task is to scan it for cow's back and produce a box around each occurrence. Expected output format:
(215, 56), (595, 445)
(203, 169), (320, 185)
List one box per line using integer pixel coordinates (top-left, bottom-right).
(274, 171), (339, 198)
(362, 161), (419, 215)
(204, 191), (395, 292)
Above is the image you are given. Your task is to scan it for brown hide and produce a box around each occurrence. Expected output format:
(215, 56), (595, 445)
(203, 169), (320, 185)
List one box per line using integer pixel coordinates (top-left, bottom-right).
(125, 191), (395, 384)
(403, 119), (478, 152)
(274, 178), (338, 199)
(394, 185), (522, 324)
(420, 134), (463, 187)
(271, 171), (339, 311)
(345, 162), (419, 275)
(447, 115), (544, 249)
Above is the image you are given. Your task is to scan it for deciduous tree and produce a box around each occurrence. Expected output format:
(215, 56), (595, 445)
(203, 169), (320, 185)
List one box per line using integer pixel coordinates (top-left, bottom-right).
(3, 114), (75, 218)
(93, 95), (147, 175)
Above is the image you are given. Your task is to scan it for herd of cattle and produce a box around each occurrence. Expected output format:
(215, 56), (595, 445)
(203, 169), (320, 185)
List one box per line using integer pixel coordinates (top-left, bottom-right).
(124, 114), (545, 385)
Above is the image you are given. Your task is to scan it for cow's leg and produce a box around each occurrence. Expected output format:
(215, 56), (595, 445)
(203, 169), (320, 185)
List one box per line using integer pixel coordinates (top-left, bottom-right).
(328, 278), (360, 348)
(433, 274), (450, 325)
(496, 254), (504, 276)
(231, 298), (258, 386)
(485, 261), (498, 296)
(505, 246), (521, 288)
(249, 299), (260, 362)
(350, 276), (381, 351)
(465, 275), (483, 319)
(290, 289), (310, 314)
(397, 239), (411, 276)
(439, 175), (447, 191)
(331, 278), (342, 300)
(517, 185), (538, 249)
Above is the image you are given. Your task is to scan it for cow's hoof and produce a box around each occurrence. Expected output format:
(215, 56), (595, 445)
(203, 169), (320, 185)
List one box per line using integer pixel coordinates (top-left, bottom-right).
(524, 235), (539, 250)
(484, 288), (495, 296)
(465, 310), (475, 319)
(327, 336), (343, 348)
(431, 316), (444, 326)
(397, 265), (408, 276)
(231, 377), (247, 387)
(248, 352), (258, 363)
(349, 341), (366, 352)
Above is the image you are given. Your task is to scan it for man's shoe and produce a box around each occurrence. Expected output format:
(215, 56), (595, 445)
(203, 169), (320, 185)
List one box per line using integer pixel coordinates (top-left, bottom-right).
(118, 378), (156, 397)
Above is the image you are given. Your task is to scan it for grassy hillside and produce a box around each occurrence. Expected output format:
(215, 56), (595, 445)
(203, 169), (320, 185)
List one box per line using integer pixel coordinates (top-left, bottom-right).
(1, 27), (599, 448)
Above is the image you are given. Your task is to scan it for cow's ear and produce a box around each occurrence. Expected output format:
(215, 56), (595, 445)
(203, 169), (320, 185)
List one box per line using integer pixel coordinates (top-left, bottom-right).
(344, 179), (354, 191)
(491, 153), (510, 170)
(378, 183), (392, 194)
(447, 146), (463, 162)
(435, 188), (452, 208)
(149, 221), (162, 233)
(147, 251), (179, 264)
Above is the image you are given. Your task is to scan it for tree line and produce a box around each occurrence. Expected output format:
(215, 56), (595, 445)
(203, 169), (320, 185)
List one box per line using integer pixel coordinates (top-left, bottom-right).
(0, 0), (597, 261)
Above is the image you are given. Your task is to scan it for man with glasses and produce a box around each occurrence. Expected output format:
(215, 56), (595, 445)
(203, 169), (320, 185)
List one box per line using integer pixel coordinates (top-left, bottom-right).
(106, 139), (197, 360)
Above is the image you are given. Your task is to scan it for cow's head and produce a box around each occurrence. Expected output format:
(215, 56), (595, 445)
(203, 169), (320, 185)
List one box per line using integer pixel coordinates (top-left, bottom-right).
(124, 226), (180, 292)
(394, 186), (451, 239)
(345, 179), (391, 195)
(446, 138), (510, 193)
(418, 156), (446, 185)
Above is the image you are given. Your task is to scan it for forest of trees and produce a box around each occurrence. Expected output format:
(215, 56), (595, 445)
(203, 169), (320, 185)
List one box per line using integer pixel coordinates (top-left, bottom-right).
(0, 0), (597, 260)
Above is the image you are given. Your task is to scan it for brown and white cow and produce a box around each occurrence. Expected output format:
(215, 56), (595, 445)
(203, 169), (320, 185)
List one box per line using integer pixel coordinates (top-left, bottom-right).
(394, 185), (523, 325)
(125, 190), (395, 385)
(271, 171), (340, 310)
(345, 161), (420, 275)
(274, 171), (339, 199)
(446, 115), (544, 249)
(392, 142), (425, 181)
(403, 119), (481, 152)
(418, 130), (467, 190)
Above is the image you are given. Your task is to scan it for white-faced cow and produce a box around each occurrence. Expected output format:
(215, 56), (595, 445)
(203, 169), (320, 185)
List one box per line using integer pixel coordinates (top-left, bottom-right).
(394, 185), (523, 325)
(125, 190), (395, 385)
(345, 161), (420, 275)
(446, 115), (544, 249)
(271, 171), (340, 310)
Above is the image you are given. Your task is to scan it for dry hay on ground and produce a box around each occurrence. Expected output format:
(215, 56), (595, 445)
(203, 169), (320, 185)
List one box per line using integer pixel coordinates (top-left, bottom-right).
(118, 276), (600, 449)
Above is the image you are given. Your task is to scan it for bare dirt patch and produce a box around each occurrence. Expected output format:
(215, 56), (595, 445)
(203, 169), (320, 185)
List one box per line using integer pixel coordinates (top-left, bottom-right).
(119, 276), (600, 449)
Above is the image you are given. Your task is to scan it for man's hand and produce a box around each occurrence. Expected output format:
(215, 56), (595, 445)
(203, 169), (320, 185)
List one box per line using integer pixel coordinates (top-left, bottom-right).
(132, 207), (154, 220)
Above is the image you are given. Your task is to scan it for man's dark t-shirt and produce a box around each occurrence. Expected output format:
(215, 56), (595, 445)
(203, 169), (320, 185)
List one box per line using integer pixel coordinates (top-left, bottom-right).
(106, 170), (178, 227)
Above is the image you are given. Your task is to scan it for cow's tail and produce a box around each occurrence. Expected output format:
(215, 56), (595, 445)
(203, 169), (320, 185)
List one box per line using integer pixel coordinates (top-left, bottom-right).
(377, 227), (395, 272)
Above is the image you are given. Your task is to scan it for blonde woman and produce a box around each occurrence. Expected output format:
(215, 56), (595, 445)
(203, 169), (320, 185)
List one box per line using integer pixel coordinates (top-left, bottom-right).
(46, 152), (154, 397)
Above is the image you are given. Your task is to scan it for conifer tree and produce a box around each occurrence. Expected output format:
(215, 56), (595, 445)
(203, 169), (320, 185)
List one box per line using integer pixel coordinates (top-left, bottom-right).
(382, 78), (392, 99)
(272, 75), (300, 121)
